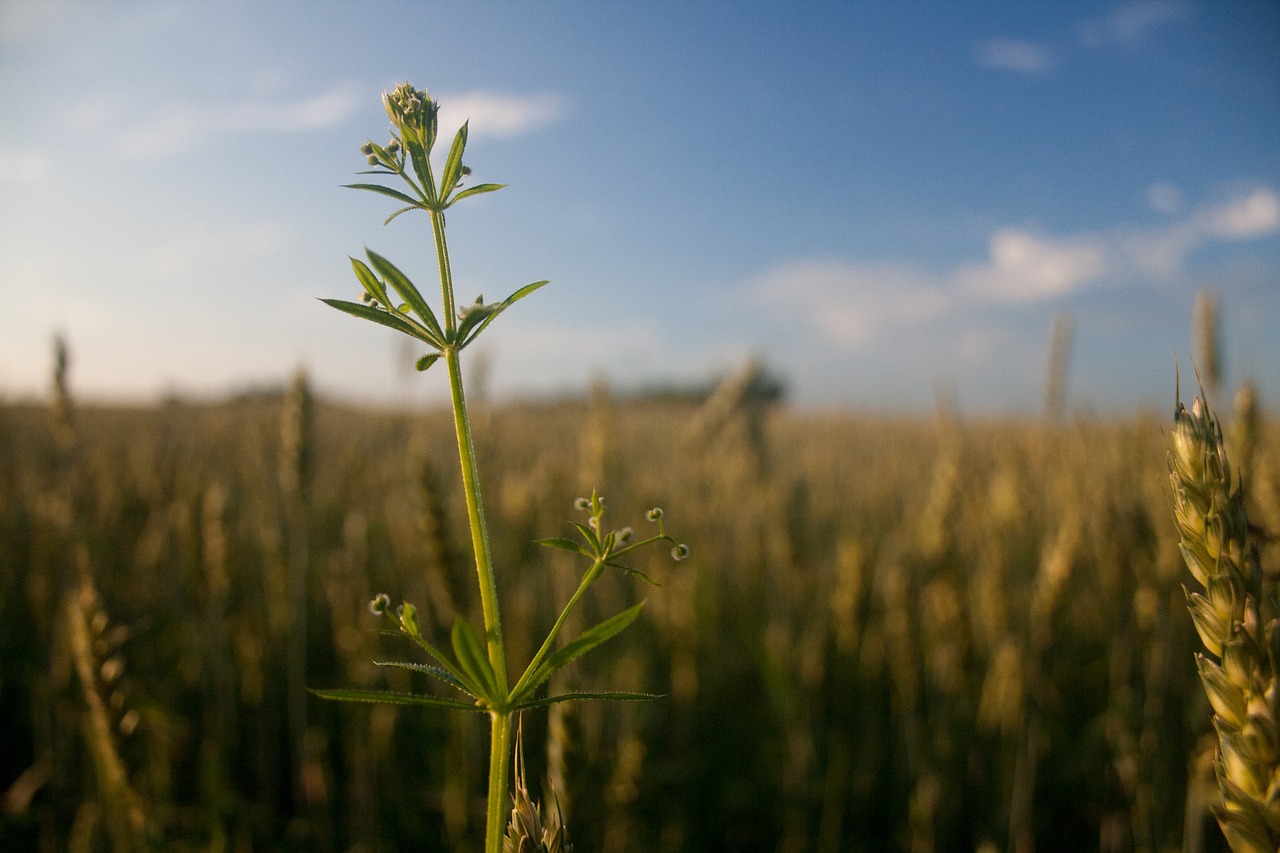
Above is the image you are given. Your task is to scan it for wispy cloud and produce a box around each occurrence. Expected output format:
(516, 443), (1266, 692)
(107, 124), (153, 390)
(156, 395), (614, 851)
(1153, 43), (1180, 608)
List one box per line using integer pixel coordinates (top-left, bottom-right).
(1079, 0), (1195, 47)
(0, 148), (52, 183)
(977, 39), (1056, 73)
(751, 185), (1279, 350)
(1146, 181), (1183, 214)
(1121, 187), (1280, 277)
(0, 0), (71, 42)
(140, 221), (289, 280)
(754, 260), (950, 349)
(113, 82), (361, 158)
(1194, 187), (1280, 240)
(437, 91), (566, 140)
(958, 230), (1108, 301)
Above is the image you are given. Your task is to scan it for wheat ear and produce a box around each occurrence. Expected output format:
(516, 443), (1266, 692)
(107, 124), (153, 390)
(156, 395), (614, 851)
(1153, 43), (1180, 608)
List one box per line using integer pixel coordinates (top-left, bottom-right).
(504, 719), (573, 853)
(1170, 390), (1280, 853)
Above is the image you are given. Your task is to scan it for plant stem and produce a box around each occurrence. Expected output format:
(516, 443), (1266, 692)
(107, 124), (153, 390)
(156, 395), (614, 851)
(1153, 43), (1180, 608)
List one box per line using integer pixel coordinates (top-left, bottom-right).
(432, 206), (512, 852)
(514, 559), (605, 698)
(430, 206), (507, 690)
(486, 710), (514, 853)
(444, 346), (508, 691)
(431, 209), (457, 332)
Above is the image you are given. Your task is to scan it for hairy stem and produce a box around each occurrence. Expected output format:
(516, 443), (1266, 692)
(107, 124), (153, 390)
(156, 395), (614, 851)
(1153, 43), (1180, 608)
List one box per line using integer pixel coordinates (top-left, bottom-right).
(444, 346), (508, 690)
(431, 208), (457, 333)
(486, 711), (514, 853)
(431, 204), (512, 852)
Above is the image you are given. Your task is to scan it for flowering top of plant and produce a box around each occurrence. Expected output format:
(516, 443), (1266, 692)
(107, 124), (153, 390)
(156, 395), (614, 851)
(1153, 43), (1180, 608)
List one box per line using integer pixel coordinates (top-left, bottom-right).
(322, 83), (544, 375)
(383, 82), (438, 152)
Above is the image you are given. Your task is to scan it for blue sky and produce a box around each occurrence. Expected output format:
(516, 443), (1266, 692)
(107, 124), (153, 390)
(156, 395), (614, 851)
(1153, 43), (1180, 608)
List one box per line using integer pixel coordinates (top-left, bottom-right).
(1, 1), (1277, 412)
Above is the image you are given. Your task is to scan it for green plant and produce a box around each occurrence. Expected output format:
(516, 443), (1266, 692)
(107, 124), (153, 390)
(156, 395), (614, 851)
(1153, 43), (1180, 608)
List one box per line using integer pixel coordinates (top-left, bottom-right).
(312, 82), (686, 853)
(1170, 383), (1280, 852)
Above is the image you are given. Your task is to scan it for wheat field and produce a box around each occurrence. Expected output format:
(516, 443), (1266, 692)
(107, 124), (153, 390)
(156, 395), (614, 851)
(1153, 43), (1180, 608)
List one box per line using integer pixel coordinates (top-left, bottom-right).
(2, 375), (1276, 852)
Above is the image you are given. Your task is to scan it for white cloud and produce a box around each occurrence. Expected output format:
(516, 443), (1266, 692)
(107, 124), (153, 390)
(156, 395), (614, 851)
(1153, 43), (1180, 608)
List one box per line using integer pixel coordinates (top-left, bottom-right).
(1079, 0), (1194, 47)
(113, 82), (361, 158)
(1146, 182), (1183, 214)
(1195, 188), (1280, 240)
(437, 91), (566, 140)
(959, 230), (1108, 301)
(747, 185), (1279, 350)
(1121, 186), (1280, 276)
(0, 148), (52, 183)
(977, 39), (1056, 73)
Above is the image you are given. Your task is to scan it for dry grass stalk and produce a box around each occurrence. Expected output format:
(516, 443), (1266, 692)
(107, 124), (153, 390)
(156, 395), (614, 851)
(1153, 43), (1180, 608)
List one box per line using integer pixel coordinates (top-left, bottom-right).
(51, 333), (76, 453)
(1044, 311), (1074, 420)
(1194, 290), (1222, 396)
(1231, 382), (1259, 492)
(1171, 392), (1280, 852)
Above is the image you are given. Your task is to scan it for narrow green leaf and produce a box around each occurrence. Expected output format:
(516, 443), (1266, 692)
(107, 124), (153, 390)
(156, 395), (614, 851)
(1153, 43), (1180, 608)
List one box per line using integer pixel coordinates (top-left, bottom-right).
(458, 281), (550, 348)
(320, 298), (441, 347)
(310, 687), (483, 712)
(407, 143), (439, 208)
(365, 249), (446, 342)
(535, 537), (590, 555)
(384, 205), (420, 226)
(454, 301), (500, 348)
(504, 279), (551, 305)
(416, 354), (440, 372)
(449, 183), (506, 205)
(374, 660), (474, 696)
(350, 257), (391, 308)
(384, 630), (476, 690)
(513, 691), (664, 711)
(513, 603), (644, 703)
(451, 619), (498, 702)
(440, 121), (468, 197)
(343, 183), (422, 207)
(608, 562), (658, 586)
(571, 522), (601, 553)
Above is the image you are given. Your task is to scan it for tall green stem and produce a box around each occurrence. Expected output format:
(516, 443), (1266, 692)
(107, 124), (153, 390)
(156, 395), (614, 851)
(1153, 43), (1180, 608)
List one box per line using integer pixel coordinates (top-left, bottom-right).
(431, 209), (458, 332)
(432, 207), (512, 852)
(444, 346), (508, 690)
(486, 711), (514, 853)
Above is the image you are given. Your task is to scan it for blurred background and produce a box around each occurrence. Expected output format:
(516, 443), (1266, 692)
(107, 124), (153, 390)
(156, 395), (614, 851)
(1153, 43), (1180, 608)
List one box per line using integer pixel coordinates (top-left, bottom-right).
(2, 2), (1279, 852)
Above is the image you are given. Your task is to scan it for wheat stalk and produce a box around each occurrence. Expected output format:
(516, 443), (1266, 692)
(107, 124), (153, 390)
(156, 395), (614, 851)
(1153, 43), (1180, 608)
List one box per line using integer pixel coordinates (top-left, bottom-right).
(1170, 389), (1280, 852)
(1044, 311), (1074, 420)
(1194, 292), (1223, 397)
(65, 550), (149, 852)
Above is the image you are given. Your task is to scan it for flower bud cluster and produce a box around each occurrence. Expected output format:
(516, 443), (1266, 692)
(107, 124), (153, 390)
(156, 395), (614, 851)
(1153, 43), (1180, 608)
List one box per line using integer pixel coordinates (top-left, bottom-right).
(383, 82), (439, 153)
(1171, 395), (1280, 850)
(358, 138), (406, 172)
(568, 496), (689, 565)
